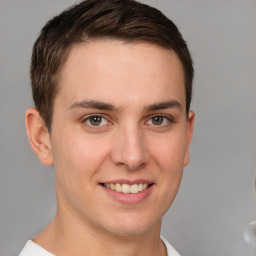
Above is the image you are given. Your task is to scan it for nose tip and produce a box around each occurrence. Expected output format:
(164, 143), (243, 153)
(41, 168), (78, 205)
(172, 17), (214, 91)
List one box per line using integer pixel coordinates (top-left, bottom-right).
(110, 128), (149, 171)
(112, 148), (149, 171)
(123, 153), (148, 171)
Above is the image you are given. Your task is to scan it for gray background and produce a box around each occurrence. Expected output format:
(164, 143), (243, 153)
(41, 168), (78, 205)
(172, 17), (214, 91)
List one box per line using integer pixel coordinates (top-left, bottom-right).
(0, 0), (255, 255)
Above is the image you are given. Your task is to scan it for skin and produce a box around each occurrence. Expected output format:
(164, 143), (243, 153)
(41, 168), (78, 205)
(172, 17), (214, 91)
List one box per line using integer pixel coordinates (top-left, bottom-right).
(26, 39), (194, 256)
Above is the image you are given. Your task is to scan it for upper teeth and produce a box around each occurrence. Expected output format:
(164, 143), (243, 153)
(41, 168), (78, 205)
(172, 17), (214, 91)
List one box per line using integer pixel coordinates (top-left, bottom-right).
(103, 183), (149, 194)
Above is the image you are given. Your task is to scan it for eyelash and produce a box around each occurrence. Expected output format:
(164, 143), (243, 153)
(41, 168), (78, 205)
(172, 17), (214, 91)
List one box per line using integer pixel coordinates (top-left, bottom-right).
(82, 114), (109, 127)
(81, 114), (175, 128)
(146, 114), (174, 126)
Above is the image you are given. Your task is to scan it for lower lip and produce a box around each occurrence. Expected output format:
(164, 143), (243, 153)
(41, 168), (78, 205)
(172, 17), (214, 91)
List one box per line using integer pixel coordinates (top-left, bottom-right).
(101, 185), (154, 204)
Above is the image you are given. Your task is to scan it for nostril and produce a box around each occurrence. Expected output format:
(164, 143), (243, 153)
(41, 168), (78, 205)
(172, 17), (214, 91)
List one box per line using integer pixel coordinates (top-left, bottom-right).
(110, 131), (149, 170)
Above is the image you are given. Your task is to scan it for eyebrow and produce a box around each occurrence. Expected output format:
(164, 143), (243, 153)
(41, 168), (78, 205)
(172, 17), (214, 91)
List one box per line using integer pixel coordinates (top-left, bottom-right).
(68, 99), (182, 112)
(145, 100), (182, 112)
(68, 100), (116, 111)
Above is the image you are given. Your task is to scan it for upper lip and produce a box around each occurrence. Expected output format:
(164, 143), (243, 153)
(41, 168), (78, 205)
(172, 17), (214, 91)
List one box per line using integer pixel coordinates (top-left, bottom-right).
(99, 179), (154, 185)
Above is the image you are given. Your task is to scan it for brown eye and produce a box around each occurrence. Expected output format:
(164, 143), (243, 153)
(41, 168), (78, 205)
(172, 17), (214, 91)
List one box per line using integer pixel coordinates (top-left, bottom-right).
(83, 115), (107, 127)
(89, 116), (102, 126)
(151, 116), (164, 125)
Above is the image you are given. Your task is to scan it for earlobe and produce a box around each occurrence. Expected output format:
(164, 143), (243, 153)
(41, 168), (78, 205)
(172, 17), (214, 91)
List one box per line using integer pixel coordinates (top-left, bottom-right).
(184, 111), (195, 167)
(25, 108), (54, 166)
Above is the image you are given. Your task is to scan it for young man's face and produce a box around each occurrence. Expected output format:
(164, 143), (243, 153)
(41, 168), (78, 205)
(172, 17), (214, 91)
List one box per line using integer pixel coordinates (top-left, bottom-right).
(46, 40), (194, 236)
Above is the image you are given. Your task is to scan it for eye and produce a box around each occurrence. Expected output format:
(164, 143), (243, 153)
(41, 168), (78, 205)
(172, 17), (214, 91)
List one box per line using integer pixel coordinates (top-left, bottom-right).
(82, 114), (108, 127)
(146, 115), (172, 126)
(151, 116), (164, 125)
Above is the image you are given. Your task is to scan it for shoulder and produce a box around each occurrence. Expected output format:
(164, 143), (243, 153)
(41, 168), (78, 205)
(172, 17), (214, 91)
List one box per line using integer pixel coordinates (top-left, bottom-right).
(19, 240), (55, 256)
(161, 236), (181, 256)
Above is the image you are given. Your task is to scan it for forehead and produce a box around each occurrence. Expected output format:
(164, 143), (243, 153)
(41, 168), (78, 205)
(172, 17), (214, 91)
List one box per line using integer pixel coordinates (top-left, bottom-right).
(56, 39), (186, 109)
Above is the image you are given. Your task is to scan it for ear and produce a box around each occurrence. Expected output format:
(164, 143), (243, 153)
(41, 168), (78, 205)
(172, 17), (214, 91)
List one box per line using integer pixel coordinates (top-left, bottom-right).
(184, 111), (195, 167)
(25, 108), (54, 166)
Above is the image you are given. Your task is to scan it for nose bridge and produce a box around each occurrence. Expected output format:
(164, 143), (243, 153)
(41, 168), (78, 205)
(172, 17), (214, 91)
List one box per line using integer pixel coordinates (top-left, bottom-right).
(111, 122), (149, 170)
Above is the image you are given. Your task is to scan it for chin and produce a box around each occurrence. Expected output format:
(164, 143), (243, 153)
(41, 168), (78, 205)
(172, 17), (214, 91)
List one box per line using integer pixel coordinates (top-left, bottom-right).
(102, 214), (161, 237)
(108, 226), (152, 237)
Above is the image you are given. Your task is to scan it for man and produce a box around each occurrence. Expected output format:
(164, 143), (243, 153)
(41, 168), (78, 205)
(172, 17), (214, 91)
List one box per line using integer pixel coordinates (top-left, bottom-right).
(20, 0), (194, 255)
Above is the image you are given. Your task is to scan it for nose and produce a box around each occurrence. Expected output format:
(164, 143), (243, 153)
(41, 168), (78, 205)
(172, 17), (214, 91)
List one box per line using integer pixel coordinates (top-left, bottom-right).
(110, 125), (149, 171)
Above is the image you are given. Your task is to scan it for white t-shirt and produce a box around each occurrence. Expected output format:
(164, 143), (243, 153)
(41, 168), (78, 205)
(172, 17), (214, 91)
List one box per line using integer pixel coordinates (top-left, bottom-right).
(19, 236), (181, 256)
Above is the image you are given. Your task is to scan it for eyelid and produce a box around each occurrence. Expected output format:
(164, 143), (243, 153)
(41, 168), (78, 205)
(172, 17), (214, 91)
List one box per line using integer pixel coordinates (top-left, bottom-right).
(149, 113), (174, 120)
(80, 113), (175, 128)
(82, 113), (103, 120)
(145, 113), (175, 126)
(81, 113), (111, 127)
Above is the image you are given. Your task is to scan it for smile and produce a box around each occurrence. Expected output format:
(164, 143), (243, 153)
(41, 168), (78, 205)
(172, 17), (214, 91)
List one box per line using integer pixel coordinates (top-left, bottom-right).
(102, 183), (150, 194)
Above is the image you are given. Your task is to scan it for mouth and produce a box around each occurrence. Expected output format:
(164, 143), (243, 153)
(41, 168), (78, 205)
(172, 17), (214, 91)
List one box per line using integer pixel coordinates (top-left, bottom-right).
(100, 183), (152, 194)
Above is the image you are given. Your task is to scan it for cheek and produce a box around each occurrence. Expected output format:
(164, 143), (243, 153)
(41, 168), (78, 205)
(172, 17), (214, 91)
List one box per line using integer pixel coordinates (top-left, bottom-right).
(51, 132), (112, 214)
(149, 132), (188, 172)
(51, 131), (110, 192)
(149, 132), (187, 205)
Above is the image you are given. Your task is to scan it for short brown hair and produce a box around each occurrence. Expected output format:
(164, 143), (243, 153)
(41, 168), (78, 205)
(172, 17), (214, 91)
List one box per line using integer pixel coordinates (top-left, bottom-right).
(31, 0), (194, 131)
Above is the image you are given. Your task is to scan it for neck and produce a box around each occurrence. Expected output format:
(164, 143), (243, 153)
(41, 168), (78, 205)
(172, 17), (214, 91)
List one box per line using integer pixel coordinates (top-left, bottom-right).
(33, 185), (167, 256)
(33, 209), (166, 256)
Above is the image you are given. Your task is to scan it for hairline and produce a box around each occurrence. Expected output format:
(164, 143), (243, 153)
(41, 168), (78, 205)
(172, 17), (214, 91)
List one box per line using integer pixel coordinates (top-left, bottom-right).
(49, 37), (188, 132)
